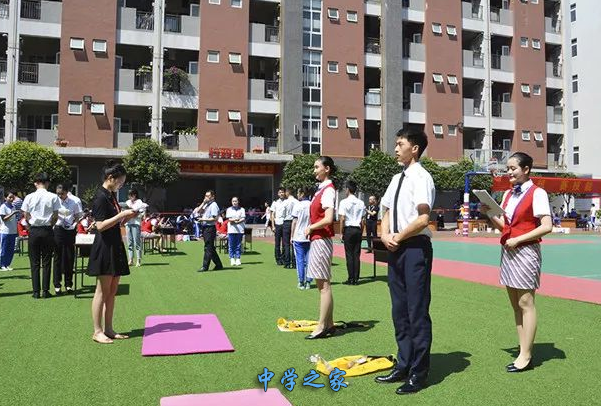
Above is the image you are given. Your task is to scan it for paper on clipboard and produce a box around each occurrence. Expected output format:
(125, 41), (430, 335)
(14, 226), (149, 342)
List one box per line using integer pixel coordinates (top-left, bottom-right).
(473, 190), (505, 217)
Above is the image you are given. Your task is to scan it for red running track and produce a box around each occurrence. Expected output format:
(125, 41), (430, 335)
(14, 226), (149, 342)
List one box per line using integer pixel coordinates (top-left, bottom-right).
(435, 236), (597, 246)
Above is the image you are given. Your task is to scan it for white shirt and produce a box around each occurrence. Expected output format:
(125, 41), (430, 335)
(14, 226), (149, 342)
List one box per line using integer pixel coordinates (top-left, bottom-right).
(338, 194), (366, 227)
(68, 192), (83, 213)
(381, 162), (435, 237)
(22, 188), (61, 227)
(0, 203), (17, 234)
(291, 199), (311, 242)
(502, 180), (551, 223)
(226, 206), (246, 234)
(284, 196), (298, 221)
(126, 198), (147, 226)
(271, 198), (287, 225)
(591, 207), (597, 218)
(56, 195), (82, 230)
(315, 180), (336, 209)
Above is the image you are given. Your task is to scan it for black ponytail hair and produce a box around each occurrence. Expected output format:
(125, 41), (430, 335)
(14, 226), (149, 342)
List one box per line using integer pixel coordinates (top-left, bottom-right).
(317, 155), (337, 177)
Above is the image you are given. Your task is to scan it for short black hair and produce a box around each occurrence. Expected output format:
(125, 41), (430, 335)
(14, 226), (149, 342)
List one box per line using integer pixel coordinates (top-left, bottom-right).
(395, 128), (428, 159)
(278, 186), (286, 193)
(33, 172), (50, 184)
(4, 190), (16, 198)
(345, 180), (357, 194)
(128, 189), (139, 199)
(55, 184), (67, 194)
(206, 190), (215, 197)
(508, 152), (533, 174)
(102, 160), (127, 181)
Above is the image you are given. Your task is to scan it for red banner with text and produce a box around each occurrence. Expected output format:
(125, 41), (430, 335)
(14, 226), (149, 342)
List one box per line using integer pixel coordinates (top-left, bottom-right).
(492, 176), (601, 194)
(179, 161), (276, 175)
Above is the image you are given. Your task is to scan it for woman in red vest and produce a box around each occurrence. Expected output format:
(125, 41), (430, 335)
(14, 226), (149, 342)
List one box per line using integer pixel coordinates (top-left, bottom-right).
(304, 156), (337, 340)
(482, 152), (552, 372)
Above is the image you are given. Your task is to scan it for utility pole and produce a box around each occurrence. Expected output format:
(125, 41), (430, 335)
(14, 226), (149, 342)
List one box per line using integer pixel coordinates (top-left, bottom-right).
(151, 0), (164, 144)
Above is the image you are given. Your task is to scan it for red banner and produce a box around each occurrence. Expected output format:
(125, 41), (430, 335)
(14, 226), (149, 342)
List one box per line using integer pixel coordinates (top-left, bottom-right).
(492, 176), (601, 194)
(180, 161), (276, 175)
(208, 148), (245, 160)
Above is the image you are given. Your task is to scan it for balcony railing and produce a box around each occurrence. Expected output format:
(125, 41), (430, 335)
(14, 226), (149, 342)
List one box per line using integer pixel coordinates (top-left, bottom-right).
(164, 14), (181, 33)
(134, 72), (152, 91)
(265, 80), (279, 99)
(490, 7), (500, 23)
(0, 1), (9, 19)
(161, 133), (179, 149)
(365, 89), (381, 106)
(0, 59), (7, 83)
(21, 0), (41, 20)
(473, 99), (484, 116)
(17, 128), (37, 142)
(264, 137), (278, 152)
(473, 51), (484, 67)
(491, 101), (501, 117)
(136, 11), (154, 30)
(18, 62), (39, 84)
(548, 106), (563, 123)
(365, 37), (381, 54)
(133, 133), (151, 142)
(265, 25), (279, 43)
(491, 54), (501, 70)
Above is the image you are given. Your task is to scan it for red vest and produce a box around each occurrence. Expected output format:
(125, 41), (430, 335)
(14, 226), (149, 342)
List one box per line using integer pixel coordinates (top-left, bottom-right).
(141, 219), (153, 233)
(500, 185), (541, 247)
(310, 183), (335, 241)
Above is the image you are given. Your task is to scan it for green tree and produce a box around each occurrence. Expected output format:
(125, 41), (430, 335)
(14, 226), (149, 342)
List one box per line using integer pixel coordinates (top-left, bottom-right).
(281, 154), (348, 192)
(443, 158), (492, 191)
(419, 156), (445, 190)
(0, 141), (71, 196)
(122, 139), (180, 207)
(349, 149), (401, 198)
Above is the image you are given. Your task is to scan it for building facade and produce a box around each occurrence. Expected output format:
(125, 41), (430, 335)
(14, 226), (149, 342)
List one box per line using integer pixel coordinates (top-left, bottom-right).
(0, 0), (575, 208)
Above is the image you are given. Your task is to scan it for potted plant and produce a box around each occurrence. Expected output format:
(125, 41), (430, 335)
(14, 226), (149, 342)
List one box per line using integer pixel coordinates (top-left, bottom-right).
(54, 137), (69, 147)
(136, 65), (152, 90)
(163, 66), (188, 93)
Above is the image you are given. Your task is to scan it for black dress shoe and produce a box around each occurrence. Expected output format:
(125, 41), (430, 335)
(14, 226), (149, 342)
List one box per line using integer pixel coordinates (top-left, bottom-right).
(342, 280), (353, 285)
(505, 362), (515, 369)
(305, 327), (335, 340)
(41, 291), (53, 299)
(197, 268), (208, 272)
(507, 360), (533, 373)
(374, 369), (408, 384)
(276, 261), (283, 266)
(284, 264), (292, 269)
(32, 292), (40, 299)
(396, 375), (427, 395)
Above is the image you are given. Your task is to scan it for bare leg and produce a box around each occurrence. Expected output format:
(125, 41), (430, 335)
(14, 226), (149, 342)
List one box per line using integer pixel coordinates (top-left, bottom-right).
(506, 286), (524, 360)
(310, 278), (334, 336)
(515, 289), (537, 368)
(103, 276), (122, 337)
(92, 276), (113, 343)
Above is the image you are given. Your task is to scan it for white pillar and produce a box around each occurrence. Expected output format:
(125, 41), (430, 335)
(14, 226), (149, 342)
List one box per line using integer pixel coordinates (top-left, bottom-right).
(4, 0), (21, 144)
(151, 0), (164, 144)
(482, 0), (493, 152)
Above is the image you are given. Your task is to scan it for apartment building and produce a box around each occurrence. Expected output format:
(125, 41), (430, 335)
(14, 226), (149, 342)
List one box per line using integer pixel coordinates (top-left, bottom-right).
(0, 0), (571, 208)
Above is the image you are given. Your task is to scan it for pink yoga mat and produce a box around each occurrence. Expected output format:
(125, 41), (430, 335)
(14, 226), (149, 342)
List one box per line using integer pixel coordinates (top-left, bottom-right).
(160, 389), (292, 406)
(141, 314), (234, 356)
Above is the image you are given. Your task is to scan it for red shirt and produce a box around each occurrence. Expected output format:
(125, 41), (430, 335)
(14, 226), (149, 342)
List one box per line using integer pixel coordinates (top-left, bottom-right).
(500, 185), (541, 247)
(141, 219), (153, 233)
(310, 183), (335, 241)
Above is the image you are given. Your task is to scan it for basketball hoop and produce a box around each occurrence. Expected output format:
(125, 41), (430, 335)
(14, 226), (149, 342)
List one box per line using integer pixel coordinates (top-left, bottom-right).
(487, 157), (503, 177)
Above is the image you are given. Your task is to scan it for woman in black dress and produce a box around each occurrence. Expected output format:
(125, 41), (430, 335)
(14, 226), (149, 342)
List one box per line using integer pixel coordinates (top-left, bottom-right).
(88, 161), (138, 344)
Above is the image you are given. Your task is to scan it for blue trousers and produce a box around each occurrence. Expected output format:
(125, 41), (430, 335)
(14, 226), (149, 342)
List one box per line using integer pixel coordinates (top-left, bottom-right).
(293, 241), (312, 283)
(228, 233), (243, 259)
(0, 233), (17, 268)
(387, 236), (433, 381)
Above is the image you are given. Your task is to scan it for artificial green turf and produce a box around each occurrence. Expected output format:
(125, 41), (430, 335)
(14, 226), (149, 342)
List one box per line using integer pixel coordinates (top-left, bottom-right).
(1, 241), (600, 406)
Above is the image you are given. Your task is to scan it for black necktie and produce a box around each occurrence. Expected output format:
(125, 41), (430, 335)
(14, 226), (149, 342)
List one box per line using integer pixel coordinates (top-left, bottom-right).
(513, 185), (522, 195)
(392, 172), (405, 233)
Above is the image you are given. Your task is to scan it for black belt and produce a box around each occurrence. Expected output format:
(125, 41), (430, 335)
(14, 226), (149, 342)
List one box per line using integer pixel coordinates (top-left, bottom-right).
(399, 235), (430, 245)
(344, 226), (361, 229)
(31, 225), (53, 229)
(283, 220), (293, 223)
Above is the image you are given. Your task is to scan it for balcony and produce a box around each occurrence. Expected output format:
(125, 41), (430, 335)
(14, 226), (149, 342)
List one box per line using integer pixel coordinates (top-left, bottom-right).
(545, 17), (561, 34)
(462, 2), (483, 20)
(464, 149), (510, 164)
(21, 0), (40, 19)
(0, 1), (8, 19)
(249, 79), (279, 114)
(401, 0), (425, 22)
(249, 136), (278, 154)
(546, 61), (561, 78)
(547, 105), (563, 134)
(402, 93), (425, 123)
(547, 152), (565, 169)
(115, 132), (151, 149)
(136, 11), (154, 30)
(365, 89), (381, 106)
(18, 0), (61, 36)
(365, 37), (380, 54)
(491, 101), (514, 119)
(402, 42), (425, 72)
(164, 14), (181, 33)
(161, 133), (198, 151)
(490, 54), (513, 83)
(17, 62), (60, 99)
(464, 98), (485, 116)
(118, 8), (198, 47)
(490, 7), (512, 25)
(463, 50), (485, 79)
(0, 59), (6, 82)
(16, 128), (56, 146)
(249, 24), (280, 58)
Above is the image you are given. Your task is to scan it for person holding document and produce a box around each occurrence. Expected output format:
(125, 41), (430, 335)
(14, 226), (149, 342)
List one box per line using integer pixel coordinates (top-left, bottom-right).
(480, 152), (552, 373)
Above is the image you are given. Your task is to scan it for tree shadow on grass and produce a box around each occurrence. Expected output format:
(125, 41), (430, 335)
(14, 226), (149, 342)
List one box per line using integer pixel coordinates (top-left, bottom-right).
(502, 343), (566, 367)
(428, 351), (472, 386)
(0, 274), (30, 280)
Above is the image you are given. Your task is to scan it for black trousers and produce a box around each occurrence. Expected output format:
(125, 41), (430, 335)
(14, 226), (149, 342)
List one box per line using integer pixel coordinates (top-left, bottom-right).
(274, 224), (284, 264)
(29, 226), (55, 294)
(202, 225), (223, 269)
(343, 226), (362, 282)
(387, 236), (433, 380)
(53, 227), (76, 288)
(282, 220), (292, 266)
(366, 219), (378, 250)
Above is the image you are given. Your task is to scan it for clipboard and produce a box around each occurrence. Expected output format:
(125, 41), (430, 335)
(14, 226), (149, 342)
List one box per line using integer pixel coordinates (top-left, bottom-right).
(473, 190), (505, 217)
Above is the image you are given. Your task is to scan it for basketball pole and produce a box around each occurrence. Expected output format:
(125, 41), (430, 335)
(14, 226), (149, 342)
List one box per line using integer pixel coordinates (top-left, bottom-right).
(463, 171), (475, 237)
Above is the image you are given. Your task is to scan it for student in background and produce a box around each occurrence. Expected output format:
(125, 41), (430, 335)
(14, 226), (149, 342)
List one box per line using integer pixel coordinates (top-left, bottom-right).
(0, 191), (19, 272)
(291, 186), (313, 290)
(226, 197), (245, 267)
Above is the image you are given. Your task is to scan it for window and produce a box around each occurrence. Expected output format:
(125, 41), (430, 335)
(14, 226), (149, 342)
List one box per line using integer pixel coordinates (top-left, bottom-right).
(573, 110), (579, 129)
(432, 23), (442, 34)
(521, 84), (530, 94)
(520, 37), (528, 47)
(69, 38), (84, 50)
(571, 38), (577, 57)
(531, 0), (538, 3)
(228, 52), (242, 64)
(448, 125), (457, 136)
(572, 74), (578, 93)
(570, 3), (576, 22)
(520, 0), (527, 3)
(521, 130), (531, 141)
(327, 61), (338, 73)
(207, 50), (219, 63)
(206, 109), (219, 122)
(532, 39), (541, 50)
(346, 63), (358, 75)
(90, 103), (105, 115)
(68, 101), (82, 115)
(446, 25), (457, 36)
(433, 124), (443, 135)
(327, 116), (338, 128)
(327, 8), (339, 20)
(189, 61), (198, 75)
(208, 0), (220, 4)
(92, 39), (107, 53)
(533, 131), (543, 141)
(346, 118), (359, 129)
(231, 0), (242, 7)
(573, 146), (579, 165)
(432, 73), (444, 84)
(533, 85), (541, 95)
(447, 75), (458, 85)
(346, 10), (358, 22)
(228, 110), (241, 122)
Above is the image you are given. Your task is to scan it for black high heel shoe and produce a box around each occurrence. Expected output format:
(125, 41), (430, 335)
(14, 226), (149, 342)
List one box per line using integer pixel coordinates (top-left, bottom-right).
(305, 326), (335, 340)
(506, 359), (533, 373)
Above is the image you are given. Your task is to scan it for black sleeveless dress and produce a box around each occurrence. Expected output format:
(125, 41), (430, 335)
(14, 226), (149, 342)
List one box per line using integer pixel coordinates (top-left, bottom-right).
(86, 187), (130, 277)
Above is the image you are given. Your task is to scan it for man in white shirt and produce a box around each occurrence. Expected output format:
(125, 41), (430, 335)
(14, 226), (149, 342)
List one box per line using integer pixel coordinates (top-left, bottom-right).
(270, 187), (288, 266)
(283, 188), (299, 268)
(21, 172), (61, 299)
(590, 204), (597, 230)
(290, 186), (313, 289)
(375, 129), (435, 395)
(53, 184), (82, 295)
(338, 180), (366, 285)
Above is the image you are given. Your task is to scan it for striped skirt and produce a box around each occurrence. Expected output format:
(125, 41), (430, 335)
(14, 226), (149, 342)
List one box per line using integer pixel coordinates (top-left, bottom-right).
(500, 243), (542, 290)
(307, 238), (333, 280)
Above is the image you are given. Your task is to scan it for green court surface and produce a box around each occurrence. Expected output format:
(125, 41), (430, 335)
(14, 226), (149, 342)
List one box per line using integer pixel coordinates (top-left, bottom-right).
(431, 235), (601, 281)
(1, 241), (600, 406)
